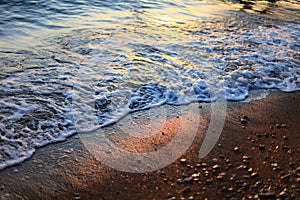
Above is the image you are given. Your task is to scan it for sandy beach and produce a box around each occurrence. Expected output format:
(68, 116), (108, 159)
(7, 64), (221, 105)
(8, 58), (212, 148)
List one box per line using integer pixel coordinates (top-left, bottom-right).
(0, 91), (299, 200)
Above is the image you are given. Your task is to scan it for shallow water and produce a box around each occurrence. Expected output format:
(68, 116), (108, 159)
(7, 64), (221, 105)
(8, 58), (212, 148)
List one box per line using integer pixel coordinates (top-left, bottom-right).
(0, 0), (299, 169)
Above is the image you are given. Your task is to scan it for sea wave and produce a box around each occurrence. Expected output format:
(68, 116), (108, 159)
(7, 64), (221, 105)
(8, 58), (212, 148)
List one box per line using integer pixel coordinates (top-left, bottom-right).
(0, 0), (299, 170)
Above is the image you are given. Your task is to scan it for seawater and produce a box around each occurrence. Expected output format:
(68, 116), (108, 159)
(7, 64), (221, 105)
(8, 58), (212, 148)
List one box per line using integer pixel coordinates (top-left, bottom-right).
(0, 0), (299, 170)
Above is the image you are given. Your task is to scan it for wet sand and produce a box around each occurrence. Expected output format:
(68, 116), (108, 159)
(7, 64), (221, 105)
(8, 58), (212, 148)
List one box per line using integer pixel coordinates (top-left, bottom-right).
(0, 91), (299, 200)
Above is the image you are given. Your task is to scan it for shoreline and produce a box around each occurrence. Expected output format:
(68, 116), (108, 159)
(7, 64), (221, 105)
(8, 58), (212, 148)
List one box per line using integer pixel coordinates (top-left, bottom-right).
(0, 91), (299, 199)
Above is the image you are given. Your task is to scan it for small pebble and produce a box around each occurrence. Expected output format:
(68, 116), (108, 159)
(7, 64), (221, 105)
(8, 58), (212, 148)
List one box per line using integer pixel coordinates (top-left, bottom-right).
(296, 166), (300, 173)
(227, 163), (233, 168)
(177, 178), (183, 184)
(206, 178), (213, 184)
(216, 172), (226, 180)
(221, 187), (227, 192)
(201, 162), (208, 167)
(234, 147), (239, 152)
(211, 158), (219, 164)
(212, 164), (220, 170)
(250, 172), (259, 178)
(180, 158), (187, 164)
(240, 119), (247, 125)
(254, 181), (262, 187)
(258, 192), (276, 199)
(279, 188), (288, 197)
(243, 155), (250, 160)
(283, 135), (288, 140)
(243, 159), (250, 165)
(191, 173), (200, 178)
(258, 144), (265, 150)
(243, 175), (250, 179)
(288, 162), (295, 167)
(193, 178), (199, 182)
(280, 174), (291, 181)
(241, 182), (249, 188)
(183, 177), (192, 184)
(236, 165), (244, 170)
(256, 133), (263, 138)
(160, 171), (166, 175)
